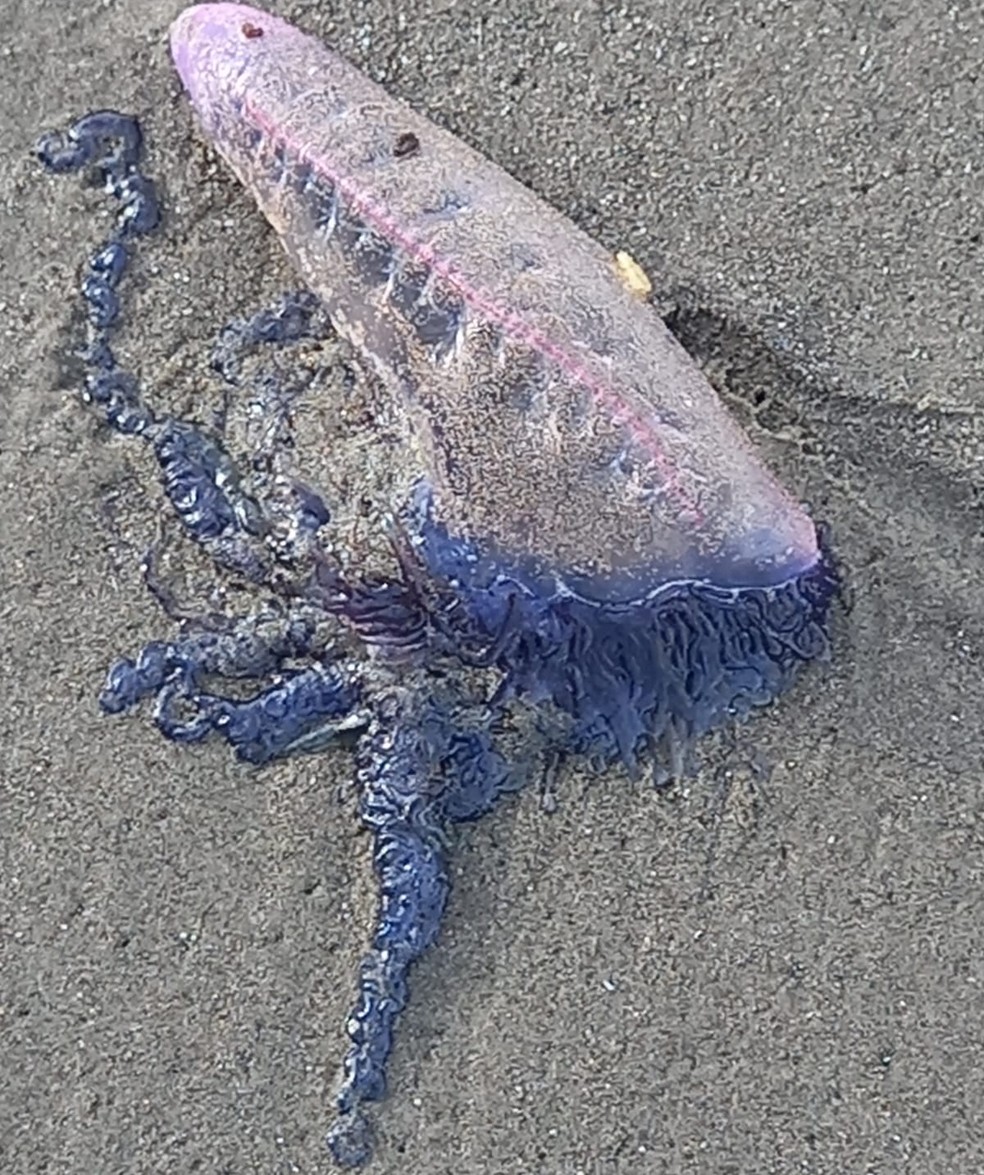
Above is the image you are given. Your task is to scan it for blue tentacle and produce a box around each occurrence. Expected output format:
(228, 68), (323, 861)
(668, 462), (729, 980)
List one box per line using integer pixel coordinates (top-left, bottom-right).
(326, 694), (518, 1167)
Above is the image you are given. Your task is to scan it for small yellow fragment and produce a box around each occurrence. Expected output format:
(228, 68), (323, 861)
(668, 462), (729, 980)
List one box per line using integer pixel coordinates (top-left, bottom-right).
(614, 250), (652, 300)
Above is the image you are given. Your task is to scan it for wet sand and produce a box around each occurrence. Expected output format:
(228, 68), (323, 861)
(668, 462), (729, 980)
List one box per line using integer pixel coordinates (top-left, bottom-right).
(3, 2), (983, 1172)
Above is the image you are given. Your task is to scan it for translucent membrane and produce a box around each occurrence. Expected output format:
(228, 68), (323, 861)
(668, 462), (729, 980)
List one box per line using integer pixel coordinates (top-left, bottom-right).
(171, 3), (821, 601)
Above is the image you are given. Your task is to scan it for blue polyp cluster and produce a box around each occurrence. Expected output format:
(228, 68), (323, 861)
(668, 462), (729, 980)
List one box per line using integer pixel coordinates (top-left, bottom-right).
(210, 288), (329, 385)
(157, 661), (362, 765)
(37, 112), (158, 437)
(208, 290), (336, 548)
(411, 497), (839, 779)
(36, 110), (159, 232)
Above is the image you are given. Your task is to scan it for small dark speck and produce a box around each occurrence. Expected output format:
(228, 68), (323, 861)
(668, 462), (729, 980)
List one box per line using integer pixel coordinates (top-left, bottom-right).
(241, 22), (264, 39)
(394, 132), (420, 159)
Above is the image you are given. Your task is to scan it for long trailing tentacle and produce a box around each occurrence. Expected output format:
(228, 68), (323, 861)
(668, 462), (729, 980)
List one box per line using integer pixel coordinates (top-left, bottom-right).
(37, 112), (336, 581)
(326, 692), (520, 1167)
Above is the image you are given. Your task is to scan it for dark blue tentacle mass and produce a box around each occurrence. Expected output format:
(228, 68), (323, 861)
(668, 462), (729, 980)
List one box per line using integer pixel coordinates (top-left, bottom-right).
(409, 490), (839, 781)
(210, 288), (331, 387)
(153, 661), (362, 765)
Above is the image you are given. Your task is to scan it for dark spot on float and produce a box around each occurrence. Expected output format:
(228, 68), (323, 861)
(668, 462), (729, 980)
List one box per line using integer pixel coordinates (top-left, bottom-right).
(241, 22), (264, 39)
(335, 213), (362, 253)
(509, 241), (541, 272)
(393, 131), (420, 159)
(289, 157), (313, 197)
(499, 351), (551, 415)
(422, 189), (471, 219)
(385, 255), (463, 359)
(267, 141), (289, 185)
(355, 229), (397, 286)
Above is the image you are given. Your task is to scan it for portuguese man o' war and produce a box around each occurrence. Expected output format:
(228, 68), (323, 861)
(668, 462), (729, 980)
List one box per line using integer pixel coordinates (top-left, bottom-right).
(37, 2), (838, 1166)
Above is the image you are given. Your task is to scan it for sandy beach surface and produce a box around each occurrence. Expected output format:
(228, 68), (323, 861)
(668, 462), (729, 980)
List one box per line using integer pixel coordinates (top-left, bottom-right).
(3, 2), (983, 1172)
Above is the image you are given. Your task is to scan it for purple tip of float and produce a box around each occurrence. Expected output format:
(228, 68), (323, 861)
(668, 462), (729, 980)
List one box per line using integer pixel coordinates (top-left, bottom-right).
(170, 4), (295, 111)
